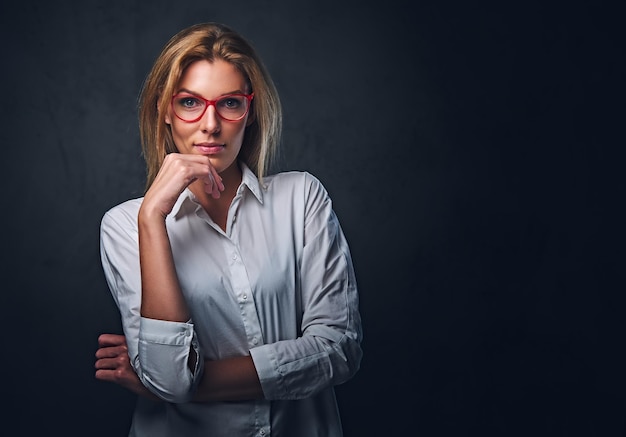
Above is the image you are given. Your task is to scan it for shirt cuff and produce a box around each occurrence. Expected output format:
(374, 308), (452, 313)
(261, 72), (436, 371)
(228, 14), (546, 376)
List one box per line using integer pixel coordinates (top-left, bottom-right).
(138, 317), (203, 402)
(250, 344), (285, 400)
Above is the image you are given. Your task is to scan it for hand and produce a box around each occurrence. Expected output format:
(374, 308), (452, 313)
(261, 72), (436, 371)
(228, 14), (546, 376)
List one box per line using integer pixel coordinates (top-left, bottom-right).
(143, 153), (225, 218)
(95, 333), (159, 400)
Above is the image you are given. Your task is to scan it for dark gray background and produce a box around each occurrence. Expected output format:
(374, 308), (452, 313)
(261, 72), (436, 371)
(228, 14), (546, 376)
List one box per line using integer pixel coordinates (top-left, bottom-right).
(2, 0), (624, 436)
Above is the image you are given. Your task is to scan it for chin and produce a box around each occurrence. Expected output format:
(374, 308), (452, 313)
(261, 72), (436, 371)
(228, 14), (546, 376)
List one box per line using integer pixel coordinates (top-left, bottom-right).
(210, 157), (238, 175)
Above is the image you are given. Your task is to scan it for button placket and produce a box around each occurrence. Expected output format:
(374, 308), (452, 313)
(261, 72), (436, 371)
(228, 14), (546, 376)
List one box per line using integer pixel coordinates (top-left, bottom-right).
(227, 244), (265, 349)
(254, 400), (271, 437)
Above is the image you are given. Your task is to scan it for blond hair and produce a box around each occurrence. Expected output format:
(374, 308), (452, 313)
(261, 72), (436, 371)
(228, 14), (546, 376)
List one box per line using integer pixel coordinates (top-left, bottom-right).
(138, 22), (282, 190)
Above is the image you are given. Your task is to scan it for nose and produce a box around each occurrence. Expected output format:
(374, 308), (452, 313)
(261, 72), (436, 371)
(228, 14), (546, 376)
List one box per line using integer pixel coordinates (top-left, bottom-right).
(199, 104), (220, 134)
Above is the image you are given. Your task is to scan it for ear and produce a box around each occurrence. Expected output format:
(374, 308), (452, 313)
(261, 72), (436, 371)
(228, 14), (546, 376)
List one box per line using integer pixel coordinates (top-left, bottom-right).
(157, 97), (172, 125)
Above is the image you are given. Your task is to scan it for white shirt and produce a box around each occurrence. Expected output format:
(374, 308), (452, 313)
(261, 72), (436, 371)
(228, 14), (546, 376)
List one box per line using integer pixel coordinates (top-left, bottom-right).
(100, 163), (363, 437)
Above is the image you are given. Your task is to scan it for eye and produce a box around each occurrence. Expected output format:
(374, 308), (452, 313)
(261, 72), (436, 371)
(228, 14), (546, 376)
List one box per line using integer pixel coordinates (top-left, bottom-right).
(218, 96), (243, 110)
(176, 95), (202, 109)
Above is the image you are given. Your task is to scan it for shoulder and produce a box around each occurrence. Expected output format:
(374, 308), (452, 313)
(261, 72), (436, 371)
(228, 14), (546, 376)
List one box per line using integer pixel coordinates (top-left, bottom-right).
(263, 171), (332, 215)
(264, 171), (328, 197)
(101, 197), (144, 230)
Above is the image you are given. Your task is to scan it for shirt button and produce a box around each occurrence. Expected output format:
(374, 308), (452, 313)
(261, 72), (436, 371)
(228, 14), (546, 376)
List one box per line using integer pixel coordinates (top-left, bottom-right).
(232, 253), (238, 260)
(260, 430), (265, 436)
(252, 337), (258, 345)
(242, 294), (247, 300)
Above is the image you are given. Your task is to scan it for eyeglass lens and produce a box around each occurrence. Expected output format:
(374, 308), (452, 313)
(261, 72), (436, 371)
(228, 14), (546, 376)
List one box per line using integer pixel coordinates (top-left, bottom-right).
(173, 94), (250, 121)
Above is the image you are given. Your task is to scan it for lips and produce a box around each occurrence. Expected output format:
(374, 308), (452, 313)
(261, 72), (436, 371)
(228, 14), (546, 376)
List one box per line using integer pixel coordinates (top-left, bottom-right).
(194, 143), (224, 154)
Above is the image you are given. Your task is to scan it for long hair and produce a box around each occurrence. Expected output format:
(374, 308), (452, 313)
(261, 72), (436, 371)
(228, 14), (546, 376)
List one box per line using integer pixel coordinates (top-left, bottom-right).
(138, 22), (282, 190)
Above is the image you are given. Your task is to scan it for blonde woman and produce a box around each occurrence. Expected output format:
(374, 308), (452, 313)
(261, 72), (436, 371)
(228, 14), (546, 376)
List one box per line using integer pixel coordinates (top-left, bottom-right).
(95, 22), (362, 437)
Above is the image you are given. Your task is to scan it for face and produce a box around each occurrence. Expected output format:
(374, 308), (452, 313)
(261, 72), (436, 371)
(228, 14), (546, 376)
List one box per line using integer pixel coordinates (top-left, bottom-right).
(164, 59), (252, 175)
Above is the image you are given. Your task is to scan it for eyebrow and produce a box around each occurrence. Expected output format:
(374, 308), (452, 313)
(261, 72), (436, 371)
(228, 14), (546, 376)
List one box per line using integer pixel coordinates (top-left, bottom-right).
(177, 88), (245, 98)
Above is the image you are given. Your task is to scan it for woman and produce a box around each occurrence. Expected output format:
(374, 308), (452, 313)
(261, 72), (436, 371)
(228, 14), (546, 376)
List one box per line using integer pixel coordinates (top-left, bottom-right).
(95, 22), (362, 436)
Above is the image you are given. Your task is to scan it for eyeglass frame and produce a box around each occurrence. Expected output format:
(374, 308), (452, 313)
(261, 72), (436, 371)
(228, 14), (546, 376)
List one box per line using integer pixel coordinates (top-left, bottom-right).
(170, 92), (255, 123)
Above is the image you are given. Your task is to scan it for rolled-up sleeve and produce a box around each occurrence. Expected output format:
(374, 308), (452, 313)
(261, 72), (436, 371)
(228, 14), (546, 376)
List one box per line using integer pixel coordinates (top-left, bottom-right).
(138, 317), (203, 402)
(250, 173), (363, 400)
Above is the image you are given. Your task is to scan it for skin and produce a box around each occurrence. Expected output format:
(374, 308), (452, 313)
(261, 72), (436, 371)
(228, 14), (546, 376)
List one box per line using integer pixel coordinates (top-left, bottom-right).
(95, 59), (263, 402)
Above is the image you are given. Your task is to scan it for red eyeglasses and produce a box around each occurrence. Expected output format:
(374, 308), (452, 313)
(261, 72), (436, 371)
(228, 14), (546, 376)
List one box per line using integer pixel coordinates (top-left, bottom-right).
(171, 92), (254, 122)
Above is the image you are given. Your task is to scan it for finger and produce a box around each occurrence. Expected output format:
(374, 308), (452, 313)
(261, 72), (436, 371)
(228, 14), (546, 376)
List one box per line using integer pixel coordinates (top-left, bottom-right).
(95, 368), (133, 385)
(203, 173), (219, 198)
(97, 333), (126, 347)
(209, 180), (221, 199)
(211, 185), (221, 199)
(95, 368), (117, 382)
(206, 167), (224, 199)
(95, 357), (115, 370)
(171, 154), (223, 193)
(210, 167), (225, 192)
(95, 355), (127, 370)
(95, 345), (127, 359)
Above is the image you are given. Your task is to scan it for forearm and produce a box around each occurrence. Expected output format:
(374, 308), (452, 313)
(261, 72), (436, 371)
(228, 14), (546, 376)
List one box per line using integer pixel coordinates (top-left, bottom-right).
(138, 208), (190, 322)
(192, 355), (264, 402)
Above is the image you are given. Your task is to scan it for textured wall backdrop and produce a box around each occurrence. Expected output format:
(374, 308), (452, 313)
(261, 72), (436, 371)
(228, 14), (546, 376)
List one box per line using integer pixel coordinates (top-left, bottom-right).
(1, 1), (624, 436)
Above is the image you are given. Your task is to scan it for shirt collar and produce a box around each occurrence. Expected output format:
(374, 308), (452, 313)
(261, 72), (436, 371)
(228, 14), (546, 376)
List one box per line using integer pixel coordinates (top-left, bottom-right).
(170, 161), (264, 219)
(239, 162), (265, 204)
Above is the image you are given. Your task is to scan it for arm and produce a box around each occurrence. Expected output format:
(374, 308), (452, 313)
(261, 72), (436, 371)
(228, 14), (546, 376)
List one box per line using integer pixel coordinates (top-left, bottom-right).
(94, 333), (159, 400)
(249, 173), (363, 400)
(192, 356), (263, 402)
(138, 152), (221, 322)
(95, 333), (262, 402)
(134, 154), (215, 401)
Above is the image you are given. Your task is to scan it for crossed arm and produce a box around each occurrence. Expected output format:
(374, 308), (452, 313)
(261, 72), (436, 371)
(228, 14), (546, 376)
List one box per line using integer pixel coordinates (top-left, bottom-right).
(95, 333), (158, 400)
(95, 333), (262, 402)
